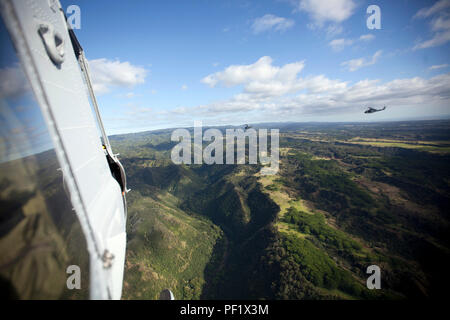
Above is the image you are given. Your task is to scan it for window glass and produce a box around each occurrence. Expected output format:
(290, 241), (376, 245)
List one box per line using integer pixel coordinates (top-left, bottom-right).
(0, 18), (90, 299)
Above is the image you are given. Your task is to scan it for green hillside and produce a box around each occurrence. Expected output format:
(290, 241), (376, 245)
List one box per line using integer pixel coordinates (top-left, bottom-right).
(111, 120), (450, 300)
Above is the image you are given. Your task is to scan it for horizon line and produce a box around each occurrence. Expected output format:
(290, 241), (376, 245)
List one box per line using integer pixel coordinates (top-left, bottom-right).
(108, 117), (450, 137)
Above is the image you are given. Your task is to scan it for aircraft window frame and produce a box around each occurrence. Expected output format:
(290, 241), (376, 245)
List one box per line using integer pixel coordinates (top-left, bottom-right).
(68, 26), (128, 209)
(68, 27), (111, 152)
(0, 16), (90, 299)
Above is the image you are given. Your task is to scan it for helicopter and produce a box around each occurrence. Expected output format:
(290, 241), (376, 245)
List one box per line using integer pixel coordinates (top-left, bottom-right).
(0, 0), (128, 299)
(364, 106), (387, 114)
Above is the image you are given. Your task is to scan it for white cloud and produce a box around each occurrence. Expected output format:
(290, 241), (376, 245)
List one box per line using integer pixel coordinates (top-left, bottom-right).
(326, 24), (344, 36)
(413, 0), (450, 49)
(201, 56), (307, 97)
(181, 84), (188, 90)
(329, 38), (354, 51)
(201, 56), (347, 106)
(89, 58), (148, 94)
(329, 34), (375, 51)
(341, 50), (382, 71)
(429, 63), (449, 70)
(359, 34), (375, 41)
(431, 15), (450, 31)
(296, 0), (356, 26)
(251, 14), (295, 34)
(414, 0), (450, 19)
(125, 92), (135, 98)
(414, 29), (450, 49)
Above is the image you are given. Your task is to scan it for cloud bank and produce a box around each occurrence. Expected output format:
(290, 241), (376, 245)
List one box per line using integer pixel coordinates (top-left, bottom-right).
(142, 56), (450, 126)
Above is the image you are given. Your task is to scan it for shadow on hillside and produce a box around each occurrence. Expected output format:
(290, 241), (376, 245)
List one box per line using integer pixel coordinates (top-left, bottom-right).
(200, 186), (280, 299)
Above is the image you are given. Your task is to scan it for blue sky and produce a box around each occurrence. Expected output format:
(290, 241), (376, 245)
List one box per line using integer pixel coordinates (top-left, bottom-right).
(60, 0), (450, 134)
